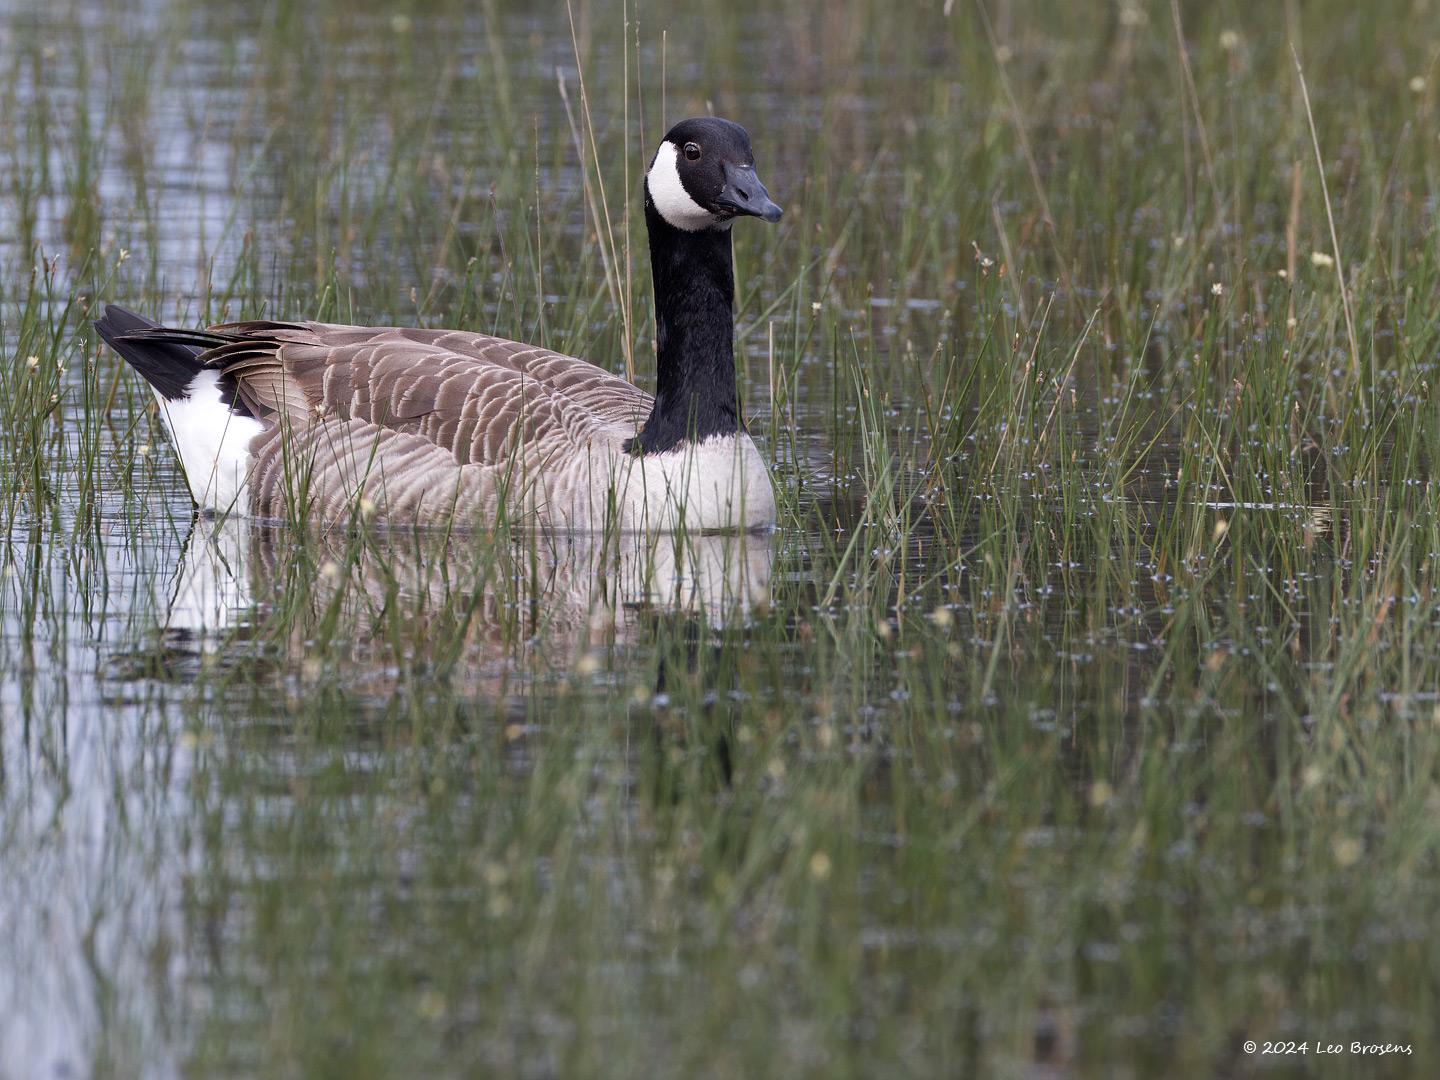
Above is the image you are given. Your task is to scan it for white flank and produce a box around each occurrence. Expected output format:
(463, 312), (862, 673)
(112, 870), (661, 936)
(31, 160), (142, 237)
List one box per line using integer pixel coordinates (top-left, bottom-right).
(646, 141), (717, 232)
(154, 370), (264, 515)
(613, 432), (775, 532)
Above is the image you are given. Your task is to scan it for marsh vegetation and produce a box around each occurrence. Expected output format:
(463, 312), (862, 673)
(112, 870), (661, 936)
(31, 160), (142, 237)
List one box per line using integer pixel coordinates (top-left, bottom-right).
(3, 0), (1440, 1074)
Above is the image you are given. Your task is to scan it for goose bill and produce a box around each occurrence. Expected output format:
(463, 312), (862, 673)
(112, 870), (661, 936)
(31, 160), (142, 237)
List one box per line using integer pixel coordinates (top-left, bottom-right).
(715, 161), (783, 223)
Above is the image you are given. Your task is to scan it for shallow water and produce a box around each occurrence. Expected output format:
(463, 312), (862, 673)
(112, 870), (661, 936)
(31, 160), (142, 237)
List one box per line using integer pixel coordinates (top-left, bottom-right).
(4, 0), (1440, 1075)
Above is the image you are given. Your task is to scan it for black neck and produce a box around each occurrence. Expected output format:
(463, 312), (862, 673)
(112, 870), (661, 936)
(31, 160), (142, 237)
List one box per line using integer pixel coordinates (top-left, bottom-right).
(627, 201), (741, 455)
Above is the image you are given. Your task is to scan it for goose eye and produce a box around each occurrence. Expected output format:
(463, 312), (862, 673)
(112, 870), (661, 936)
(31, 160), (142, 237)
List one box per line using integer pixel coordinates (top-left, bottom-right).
(683, 142), (701, 161)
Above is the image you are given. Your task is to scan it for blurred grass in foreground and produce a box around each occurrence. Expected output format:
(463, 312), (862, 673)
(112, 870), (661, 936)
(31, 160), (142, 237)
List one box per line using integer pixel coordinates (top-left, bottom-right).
(2, 0), (1440, 1075)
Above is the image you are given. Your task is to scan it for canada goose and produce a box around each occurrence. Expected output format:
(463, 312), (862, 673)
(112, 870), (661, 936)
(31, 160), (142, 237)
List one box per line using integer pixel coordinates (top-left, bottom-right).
(95, 116), (783, 532)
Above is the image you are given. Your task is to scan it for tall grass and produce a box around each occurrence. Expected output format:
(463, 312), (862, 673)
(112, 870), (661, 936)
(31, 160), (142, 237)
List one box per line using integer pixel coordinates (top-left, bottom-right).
(3, 0), (1440, 1075)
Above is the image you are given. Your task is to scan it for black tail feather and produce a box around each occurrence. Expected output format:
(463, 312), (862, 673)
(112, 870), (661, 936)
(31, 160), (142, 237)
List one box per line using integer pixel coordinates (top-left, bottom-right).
(119, 326), (245, 350)
(93, 305), (206, 402)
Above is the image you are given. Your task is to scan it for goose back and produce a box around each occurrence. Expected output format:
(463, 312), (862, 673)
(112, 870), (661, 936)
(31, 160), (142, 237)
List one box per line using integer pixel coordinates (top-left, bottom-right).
(187, 321), (769, 530)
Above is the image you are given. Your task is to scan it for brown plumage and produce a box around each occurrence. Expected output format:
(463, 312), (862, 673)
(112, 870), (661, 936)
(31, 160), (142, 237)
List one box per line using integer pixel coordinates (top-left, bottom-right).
(203, 319), (657, 525)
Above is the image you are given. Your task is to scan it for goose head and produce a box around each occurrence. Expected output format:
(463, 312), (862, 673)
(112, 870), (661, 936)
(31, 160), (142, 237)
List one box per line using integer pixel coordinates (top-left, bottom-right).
(644, 117), (783, 232)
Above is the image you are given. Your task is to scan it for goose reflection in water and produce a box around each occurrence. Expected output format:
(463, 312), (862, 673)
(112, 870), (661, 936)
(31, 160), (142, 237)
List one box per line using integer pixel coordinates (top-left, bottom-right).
(154, 516), (774, 690)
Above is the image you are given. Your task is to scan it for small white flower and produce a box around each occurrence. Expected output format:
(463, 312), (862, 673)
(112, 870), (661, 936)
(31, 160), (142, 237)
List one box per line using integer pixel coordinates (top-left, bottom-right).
(118, 248), (129, 263)
(1211, 282), (1224, 296)
(1410, 76), (1427, 94)
(810, 301), (822, 313)
(1277, 269), (1288, 279)
(994, 44), (1014, 65)
(1219, 30), (1241, 51)
(1310, 250), (1335, 269)
(25, 355), (39, 369)
(1332, 836), (1363, 867)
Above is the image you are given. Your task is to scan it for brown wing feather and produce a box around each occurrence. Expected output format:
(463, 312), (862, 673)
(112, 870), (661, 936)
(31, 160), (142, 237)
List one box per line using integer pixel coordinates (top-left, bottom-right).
(201, 321), (651, 466)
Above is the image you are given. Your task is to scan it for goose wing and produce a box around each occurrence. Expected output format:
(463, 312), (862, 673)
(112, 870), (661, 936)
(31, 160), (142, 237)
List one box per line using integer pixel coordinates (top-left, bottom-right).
(199, 321), (651, 466)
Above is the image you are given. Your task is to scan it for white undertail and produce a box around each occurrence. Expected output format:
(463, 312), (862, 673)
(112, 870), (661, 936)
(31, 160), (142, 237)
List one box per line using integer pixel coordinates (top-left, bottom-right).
(153, 370), (263, 515)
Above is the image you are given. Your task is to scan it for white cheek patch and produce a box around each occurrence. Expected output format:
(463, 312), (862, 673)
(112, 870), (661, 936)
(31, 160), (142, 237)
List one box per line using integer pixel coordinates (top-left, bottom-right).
(646, 141), (715, 231)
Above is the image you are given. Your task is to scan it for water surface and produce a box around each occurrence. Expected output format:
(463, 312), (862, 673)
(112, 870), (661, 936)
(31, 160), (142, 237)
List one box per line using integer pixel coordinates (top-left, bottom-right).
(3, 0), (1438, 1075)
